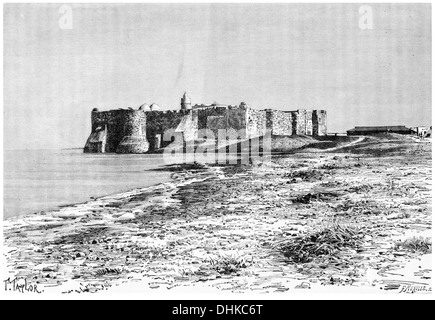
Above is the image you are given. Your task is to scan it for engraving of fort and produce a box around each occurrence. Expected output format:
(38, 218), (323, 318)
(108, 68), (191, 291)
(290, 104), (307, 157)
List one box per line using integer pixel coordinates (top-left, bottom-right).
(2, 3), (432, 301)
(84, 92), (327, 154)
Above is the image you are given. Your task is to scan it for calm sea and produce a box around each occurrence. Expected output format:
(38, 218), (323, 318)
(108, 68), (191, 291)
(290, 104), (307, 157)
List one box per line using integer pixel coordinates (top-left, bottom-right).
(3, 149), (173, 219)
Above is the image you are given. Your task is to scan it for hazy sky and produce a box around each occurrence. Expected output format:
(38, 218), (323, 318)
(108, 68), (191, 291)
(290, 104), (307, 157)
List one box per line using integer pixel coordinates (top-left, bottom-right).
(3, 3), (431, 150)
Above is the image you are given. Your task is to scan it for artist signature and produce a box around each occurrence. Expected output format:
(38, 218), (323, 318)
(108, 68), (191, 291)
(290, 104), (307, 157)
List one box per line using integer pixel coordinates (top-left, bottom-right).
(4, 277), (42, 293)
(398, 284), (432, 294)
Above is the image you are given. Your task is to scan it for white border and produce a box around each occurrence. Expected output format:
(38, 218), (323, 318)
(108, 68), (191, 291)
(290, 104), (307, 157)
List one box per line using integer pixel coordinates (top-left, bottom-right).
(0, 0), (433, 301)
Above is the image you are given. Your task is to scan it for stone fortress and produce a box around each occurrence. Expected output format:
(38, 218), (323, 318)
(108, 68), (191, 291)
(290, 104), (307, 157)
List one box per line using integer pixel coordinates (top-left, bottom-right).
(83, 92), (327, 153)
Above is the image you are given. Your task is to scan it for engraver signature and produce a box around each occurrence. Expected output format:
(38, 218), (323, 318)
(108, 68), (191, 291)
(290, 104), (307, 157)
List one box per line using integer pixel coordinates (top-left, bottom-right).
(4, 277), (42, 293)
(398, 284), (431, 294)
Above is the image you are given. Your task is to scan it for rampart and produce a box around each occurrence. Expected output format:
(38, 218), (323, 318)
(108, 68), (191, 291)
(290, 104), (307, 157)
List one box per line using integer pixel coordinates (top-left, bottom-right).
(84, 94), (327, 154)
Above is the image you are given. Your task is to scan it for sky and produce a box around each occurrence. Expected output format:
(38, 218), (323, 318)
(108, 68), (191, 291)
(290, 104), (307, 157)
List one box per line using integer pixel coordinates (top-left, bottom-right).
(3, 3), (431, 150)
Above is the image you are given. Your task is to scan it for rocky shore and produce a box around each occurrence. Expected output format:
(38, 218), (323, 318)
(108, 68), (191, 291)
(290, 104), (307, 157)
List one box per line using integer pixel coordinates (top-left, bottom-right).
(3, 134), (432, 295)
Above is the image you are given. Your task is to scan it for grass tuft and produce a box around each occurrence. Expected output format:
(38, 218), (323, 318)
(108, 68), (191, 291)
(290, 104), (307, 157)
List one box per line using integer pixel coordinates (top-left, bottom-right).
(209, 253), (253, 275)
(394, 236), (431, 254)
(95, 267), (123, 276)
(279, 223), (364, 263)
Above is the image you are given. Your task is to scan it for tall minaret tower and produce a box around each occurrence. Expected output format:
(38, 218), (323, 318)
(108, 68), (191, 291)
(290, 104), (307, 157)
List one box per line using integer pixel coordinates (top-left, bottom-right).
(180, 92), (192, 110)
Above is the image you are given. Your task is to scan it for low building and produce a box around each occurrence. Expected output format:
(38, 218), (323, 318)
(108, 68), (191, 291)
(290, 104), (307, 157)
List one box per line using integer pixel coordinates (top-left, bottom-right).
(346, 126), (412, 136)
(411, 126), (432, 137)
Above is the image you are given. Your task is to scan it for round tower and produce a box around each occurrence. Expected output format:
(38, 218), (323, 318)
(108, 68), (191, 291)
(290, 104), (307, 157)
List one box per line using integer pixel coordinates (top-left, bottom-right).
(180, 92), (191, 110)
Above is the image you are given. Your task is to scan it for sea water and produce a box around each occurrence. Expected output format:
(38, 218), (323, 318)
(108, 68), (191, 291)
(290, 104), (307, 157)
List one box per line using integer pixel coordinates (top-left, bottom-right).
(3, 149), (173, 219)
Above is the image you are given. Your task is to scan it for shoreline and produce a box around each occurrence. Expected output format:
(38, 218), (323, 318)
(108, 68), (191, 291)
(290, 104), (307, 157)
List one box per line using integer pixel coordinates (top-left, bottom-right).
(3, 175), (175, 222)
(3, 136), (432, 295)
(3, 149), (175, 220)
(3, 169), (195, 224)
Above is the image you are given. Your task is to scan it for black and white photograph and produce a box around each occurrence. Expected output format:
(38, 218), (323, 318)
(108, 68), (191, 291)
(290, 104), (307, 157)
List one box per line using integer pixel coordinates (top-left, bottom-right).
(1, 2), (432, 301)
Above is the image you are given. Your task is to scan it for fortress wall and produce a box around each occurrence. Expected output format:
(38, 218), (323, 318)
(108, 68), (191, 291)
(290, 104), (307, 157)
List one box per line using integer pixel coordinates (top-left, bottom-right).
(123, 111), (147, 136)
(293, 109), (314, 135)
(226, 106), (247, 132)
(246, 107), (267, 138)
(206, 116), (226, 140)
(312, 110), (327, 136)
(181, 112), (198, 142)
(83, 129), (107, 153)
(294, 110), (306, 135)
(86, 109), (149, 153)
(266, 110), (293, 136)
(91, 109), (124, 132)
(306, 111), (313, 135)
(84, 104), (327, 154)
(265, 110), (273, 132)
(116, 111), (149, 153)
(312, 110), (319, 136)
(145, 110), (188, 150)
(195, 107), (228, 130)
(189, 106), (247, 141)
(195, 106), (246, 126)
(90, 109), (132, 152)
(291, 111), (299, 135)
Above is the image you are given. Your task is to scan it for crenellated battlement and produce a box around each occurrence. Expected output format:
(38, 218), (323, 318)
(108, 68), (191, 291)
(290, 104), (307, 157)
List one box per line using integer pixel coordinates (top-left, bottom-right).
(84, 93), (327, 153)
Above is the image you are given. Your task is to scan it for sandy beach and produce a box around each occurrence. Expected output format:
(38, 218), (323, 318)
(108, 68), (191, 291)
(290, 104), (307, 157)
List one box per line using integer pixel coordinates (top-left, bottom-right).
(3, 134), (432, 296)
